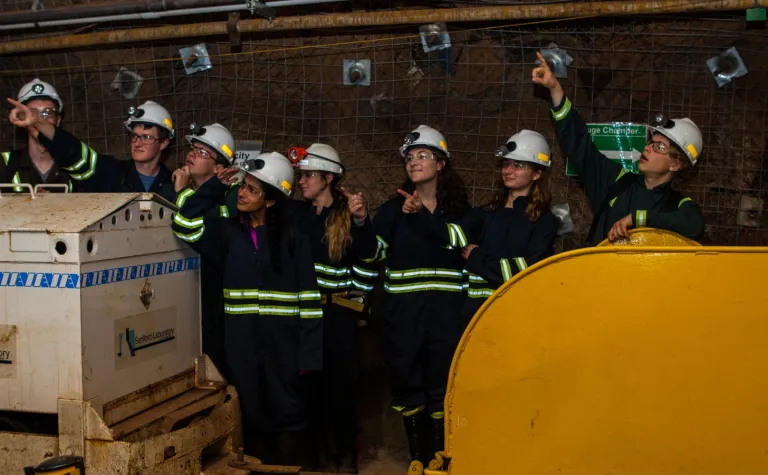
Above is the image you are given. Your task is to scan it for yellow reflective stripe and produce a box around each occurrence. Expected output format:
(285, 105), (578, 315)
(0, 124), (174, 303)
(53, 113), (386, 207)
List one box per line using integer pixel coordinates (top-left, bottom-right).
(352, 265), (378, 278)
(174, 212), (203, 229)
(551, 97), (572, 121)
(300, 309), (323, 319)
(219, 205), (229, 218)
(615, 168), (628, 182)
(678, 197), (692, 208)
(609, 197), (618, 208)
(1, 152), (10, 166)
(314, 264), (351, 276)
(317, 277), (353, 288)
(363, 235), (388, 263)
(514, 257), (528, 272)
(63, 143), (88, 172)
(224, 304), (303, 315)
(468, 273), (487, 283)
(67, 180), (73, 192)
(385, 268), (463, 279)
(430, 411), (444, 419)
(175, 188), (195, 208)
(384, 281), (464, 293)
(224, 289), (316, 301)
(447, 223), (468, 248)
(635, 210), (647, 227)
(298, 291), (321, 301)
(173, 226), (205, 242)
(352, 280), (375, 291)
(500, 258), (512, 282)
(468, 288), (494, 299)
(395, 405), (425, 416)
(11, 172), (23, 192)
(68, 148), (97, 180)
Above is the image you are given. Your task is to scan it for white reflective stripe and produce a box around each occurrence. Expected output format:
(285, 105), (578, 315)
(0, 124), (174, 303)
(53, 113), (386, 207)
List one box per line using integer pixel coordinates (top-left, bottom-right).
(69, 148), (97, 180)
(448, 223), (468, 248)
(224, 289), (309, 301)
(352, 265), (378, 278)
(11, 172), (23, 192)
(219, 205), (229, 218)
(314, 264), (351, 276)
(468, 274), (487, 283)
(447, 225), (458, 247)
(500, 258), (513, 282)
(63, 143), (89, 172)
(352, 280), (375, 291)
(174, 213), (203, 229)
(468, 288), (494, 299)
(386, 268), (463, 279)
(384, 281), (464, 293)
(176, 188), (195, 208)
(1, 152), (10, 166)
(174, 226), (205, 242)
(551, 98), (572, 121)
(67, 181), (73, 192)
(260, 306), (300, 315)
(300, 309), (323, 319)
(317, 277), (353, 288)
(514, 257), (528, 272)
(376, 235), (389, 249)
(636, 210), (647, 227)
(298, 291), (321, 300)
(224, 304), (260, 313)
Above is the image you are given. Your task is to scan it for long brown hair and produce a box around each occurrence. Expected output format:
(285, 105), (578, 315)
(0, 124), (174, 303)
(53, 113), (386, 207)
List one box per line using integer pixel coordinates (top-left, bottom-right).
(398, 150), (470, 219)
(488, 166), (551, 221)
(324, 175), (352, 263)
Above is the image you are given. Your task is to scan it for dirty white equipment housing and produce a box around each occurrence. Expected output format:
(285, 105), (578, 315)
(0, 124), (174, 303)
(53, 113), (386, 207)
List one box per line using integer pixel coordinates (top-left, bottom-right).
(0, 191), (240, 474)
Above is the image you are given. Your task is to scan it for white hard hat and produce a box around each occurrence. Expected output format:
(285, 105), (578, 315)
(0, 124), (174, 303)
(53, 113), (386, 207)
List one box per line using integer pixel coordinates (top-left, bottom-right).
(650, 114), (703, 166)
(241, 152), (295, 196)
(18, 78), (63, 113)
(399, 125), (450, 158)
(294, 143), (344, 175)
(495, 130), (551, 168)
(124, 100), (175, 139)
(185, 123), (235, 164)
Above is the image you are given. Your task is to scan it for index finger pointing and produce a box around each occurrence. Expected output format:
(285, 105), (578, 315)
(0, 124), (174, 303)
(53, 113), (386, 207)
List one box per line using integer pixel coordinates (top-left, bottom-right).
(536, 52), (548, 67)
(396, 189), (413, 200)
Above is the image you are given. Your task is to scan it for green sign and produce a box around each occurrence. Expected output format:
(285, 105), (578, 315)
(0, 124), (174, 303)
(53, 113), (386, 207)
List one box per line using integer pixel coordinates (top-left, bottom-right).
(566, 123), (647, 177)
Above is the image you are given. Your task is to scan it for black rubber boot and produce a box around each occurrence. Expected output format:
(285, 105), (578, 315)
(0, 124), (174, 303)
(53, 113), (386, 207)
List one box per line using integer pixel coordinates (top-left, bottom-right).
(427, 415), (446, 470)
(403, 409), (426, 474)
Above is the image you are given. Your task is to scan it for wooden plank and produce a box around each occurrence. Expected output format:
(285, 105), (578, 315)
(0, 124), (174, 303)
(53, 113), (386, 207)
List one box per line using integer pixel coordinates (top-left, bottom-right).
(105, 369), (195, 426)
(111, 388), (217, 439)
(159, 390), (225, 434)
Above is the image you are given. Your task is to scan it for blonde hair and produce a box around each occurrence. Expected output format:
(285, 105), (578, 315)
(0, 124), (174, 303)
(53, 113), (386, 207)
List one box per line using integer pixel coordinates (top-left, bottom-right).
(324, 177), (352, 263)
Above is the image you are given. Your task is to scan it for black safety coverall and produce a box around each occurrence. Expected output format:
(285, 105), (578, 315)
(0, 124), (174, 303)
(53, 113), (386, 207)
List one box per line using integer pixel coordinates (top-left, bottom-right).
(368, 197), (468, 417)
(414, 197), (558, 323)
(171, 178), (323, 454)
(38, 126), (176, 202)
(551, 96), (704, 245)
(288, 199), (378, 466)
(0, 149), (74, 192)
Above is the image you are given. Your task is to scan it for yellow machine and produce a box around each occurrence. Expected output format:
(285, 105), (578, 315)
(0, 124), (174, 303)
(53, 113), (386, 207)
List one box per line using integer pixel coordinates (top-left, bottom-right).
(434, 229), (768, 474)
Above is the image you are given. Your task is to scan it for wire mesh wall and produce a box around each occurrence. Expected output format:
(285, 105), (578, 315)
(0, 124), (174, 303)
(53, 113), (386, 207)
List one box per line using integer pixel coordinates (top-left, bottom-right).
(2, 11), (767, 249)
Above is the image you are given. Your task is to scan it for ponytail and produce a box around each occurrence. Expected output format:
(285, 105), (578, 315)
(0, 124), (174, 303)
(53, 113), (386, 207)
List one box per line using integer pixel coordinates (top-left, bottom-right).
(324, 176), (352, 263)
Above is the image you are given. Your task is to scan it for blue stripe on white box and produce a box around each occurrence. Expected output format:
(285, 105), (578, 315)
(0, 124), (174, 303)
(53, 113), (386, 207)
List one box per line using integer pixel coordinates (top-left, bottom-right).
(0, 256), (200, 289)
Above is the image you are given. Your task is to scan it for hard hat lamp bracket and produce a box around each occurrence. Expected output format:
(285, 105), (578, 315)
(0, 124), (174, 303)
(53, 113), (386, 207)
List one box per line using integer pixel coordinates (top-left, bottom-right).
(288, 147), (308, 164)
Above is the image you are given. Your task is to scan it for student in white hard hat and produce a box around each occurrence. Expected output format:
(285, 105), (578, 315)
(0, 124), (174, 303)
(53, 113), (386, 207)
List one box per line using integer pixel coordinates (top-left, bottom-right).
(171, 122), (238, 380)
(364, 125), (471, 473)
(1, 79), (73, 192)
(8, 98), (177, 201)
(171, 151), (322, 468)
(290, 143), (378, 472)
(402, 129), (559, 323)
(532, 52), (704, 244)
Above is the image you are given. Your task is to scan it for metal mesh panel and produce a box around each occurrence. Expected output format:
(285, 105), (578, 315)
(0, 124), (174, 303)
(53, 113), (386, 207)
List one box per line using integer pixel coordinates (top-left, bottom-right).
(2, 11), (767, 249)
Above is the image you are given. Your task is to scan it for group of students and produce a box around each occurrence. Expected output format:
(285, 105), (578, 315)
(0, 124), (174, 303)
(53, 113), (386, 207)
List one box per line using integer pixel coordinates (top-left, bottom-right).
(3, 55), (705, 475)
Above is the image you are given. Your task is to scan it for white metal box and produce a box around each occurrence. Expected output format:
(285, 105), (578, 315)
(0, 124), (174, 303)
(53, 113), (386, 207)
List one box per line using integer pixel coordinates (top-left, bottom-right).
(0, 192), (201, 414)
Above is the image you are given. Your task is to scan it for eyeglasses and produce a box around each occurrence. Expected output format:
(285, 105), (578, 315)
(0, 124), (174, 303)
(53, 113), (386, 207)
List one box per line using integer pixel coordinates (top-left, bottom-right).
(130, 133), (160, 145)
(297, 171), (321, 179)
(646, 140), (669, 155)
(239, 181), (264, 196)
(187, 146), (215, 160)
(404, 151), (435, 164)
(29, 108), (58, 119)
(502, 160), (531, 170)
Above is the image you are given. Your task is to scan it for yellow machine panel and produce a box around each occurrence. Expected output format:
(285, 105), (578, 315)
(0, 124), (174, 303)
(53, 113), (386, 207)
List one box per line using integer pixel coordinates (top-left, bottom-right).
(444, 233), (768, 474)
